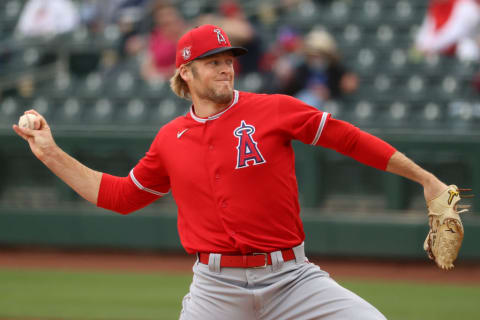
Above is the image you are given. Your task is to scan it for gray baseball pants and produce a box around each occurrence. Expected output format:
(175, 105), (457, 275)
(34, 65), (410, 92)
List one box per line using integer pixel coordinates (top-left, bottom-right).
(179, 243), (386, 320)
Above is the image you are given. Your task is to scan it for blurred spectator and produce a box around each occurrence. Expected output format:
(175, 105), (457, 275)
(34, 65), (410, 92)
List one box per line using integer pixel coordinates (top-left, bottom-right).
(196, 0), (263, 75)
(79, 0), (122, 32)
(264, 27), (358, 108)
(140, 1), (186, 82)
(261, 27), (305, 95)
(16, 0), (80, 38)
(415, 0), (480, 62)
(296, 27), (358, 107)
(78, 0), (152, 56)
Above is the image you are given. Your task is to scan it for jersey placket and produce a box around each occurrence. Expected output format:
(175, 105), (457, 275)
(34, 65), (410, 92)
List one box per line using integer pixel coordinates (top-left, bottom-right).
(203, 118), (239, 242)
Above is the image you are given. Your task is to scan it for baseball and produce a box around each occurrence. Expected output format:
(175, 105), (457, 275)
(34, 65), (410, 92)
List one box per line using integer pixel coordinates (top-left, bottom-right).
(18, 113), (38, 130)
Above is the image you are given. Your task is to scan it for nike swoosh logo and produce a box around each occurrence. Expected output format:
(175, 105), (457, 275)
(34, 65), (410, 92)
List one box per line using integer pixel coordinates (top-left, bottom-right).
(177, 129), (188, 139)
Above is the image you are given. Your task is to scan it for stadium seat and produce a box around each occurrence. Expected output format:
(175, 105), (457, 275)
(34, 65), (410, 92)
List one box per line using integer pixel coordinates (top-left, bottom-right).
(320, 0), (351, 29)
(179, 0), (208, 20)
(30, 96), (51, 118)
(322, 100), (343, 118)
(0, 97), (19, 126)
(370, 74), (395, 102)
(0, 0), (23, 34)
(387, 0), (424, 27)
(354, 48), (377, 75)
(76, 72), (105, 99)
(382, 48), (410, 77)
(420, 102), (444, 126)
(237, 73), (263, 92)
(148, 98), (189, 127)
(278, 0), (320, 31)
(140, 78), (169, 99)
(52, 98), (83, 126)
(401, 74), (429, 103)
(149, 99), (177, 126)
(351, 100), (376, 126)
(39, 73), (76, 99)
(85, 98), (114, 124)
(337, 24), (363, 53)
(447, 100), (476, 130)
(374, 25), (394, 48)
(384, 101), (410, 127)
(116, 98), (148, 125)
(105, 71), (137, 98)
(350, 0), (383, 29)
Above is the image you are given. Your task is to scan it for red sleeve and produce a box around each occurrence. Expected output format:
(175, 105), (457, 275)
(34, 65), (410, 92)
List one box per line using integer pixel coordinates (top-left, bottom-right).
(317, 118), (397, 171)
(276, 94), (331, 145)
(97, 173), (161, 214)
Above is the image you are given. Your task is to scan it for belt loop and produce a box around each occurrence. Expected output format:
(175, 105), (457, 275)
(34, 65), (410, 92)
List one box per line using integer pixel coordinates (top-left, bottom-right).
(270, 250), (284, 272)
(293, 242), (306, 264)
(208, 253), (221, 273)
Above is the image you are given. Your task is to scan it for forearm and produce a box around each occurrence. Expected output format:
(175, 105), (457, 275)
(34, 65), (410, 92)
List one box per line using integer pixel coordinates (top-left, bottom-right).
(386, 151), (432, 185)
(42, 145), (102, 205)
(386, 151), (446, 201)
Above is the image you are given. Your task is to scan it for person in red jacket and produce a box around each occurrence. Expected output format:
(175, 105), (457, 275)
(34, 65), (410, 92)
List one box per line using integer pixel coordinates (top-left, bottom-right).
(415, 0), (480, 61)
(14, 25), (448, 320)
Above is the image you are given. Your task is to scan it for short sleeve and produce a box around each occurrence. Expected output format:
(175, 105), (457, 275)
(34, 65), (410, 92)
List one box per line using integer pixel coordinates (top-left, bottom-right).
(276, 94), (330, 145)
(129, 132), (171, 196)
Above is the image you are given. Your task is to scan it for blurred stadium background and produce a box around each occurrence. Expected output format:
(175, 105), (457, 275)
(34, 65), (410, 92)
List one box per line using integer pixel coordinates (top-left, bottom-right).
(1, 0), (480, 259)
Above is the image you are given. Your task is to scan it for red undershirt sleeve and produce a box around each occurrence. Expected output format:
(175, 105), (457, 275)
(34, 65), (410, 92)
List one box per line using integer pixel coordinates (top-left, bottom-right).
(97, 173), (161, 215)
(317, 118), (397, 171)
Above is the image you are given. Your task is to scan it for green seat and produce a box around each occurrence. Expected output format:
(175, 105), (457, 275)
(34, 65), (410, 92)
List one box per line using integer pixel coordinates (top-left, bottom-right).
(29, 96), (52, 119)
(148, 98), (189, 128)
(320, 0), (352, 29)
(386, 1), (426, 27)
(75, 72), (105, 99)
(84, 98), (114, 125)
(139, 78), (169, 99)
(37, 73), (76, 99)
(115, 98), (148, 125)
(104, 71), (138, 99)
(52, 98), (84, 126)
(349, 0), (384, 29)
(0, 97), (20, 126)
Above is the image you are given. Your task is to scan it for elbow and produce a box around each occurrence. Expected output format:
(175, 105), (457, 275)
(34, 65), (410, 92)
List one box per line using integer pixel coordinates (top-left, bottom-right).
(97, 202), (138, 215)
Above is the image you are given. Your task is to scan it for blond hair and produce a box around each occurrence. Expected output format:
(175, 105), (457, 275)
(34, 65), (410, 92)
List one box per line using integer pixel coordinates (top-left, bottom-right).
(169, 62), (192, 100)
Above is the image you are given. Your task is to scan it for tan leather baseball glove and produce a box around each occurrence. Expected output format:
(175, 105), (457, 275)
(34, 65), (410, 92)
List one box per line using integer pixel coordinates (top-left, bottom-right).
(423, 185), (472, 270)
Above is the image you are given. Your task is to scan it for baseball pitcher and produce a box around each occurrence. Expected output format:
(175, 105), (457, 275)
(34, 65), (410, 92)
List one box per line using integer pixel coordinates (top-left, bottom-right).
(13, 25), (469, 319)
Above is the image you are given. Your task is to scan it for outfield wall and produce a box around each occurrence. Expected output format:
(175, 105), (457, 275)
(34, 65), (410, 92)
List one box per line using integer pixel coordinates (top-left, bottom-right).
(1, 128), (480, 259)
(1, 208), (480, 260)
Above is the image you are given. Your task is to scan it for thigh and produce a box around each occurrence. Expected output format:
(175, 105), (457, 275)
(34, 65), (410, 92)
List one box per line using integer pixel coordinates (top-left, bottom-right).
(179, 264), (256, 320)
(261, 262), (386, 320)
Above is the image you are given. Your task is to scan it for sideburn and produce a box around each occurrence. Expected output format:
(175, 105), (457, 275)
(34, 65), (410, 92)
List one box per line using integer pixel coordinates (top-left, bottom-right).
(190, 64), (199, 79)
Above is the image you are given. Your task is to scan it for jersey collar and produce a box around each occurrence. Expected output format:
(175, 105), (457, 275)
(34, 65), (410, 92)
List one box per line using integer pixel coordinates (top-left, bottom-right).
(189, 90), (239, 123)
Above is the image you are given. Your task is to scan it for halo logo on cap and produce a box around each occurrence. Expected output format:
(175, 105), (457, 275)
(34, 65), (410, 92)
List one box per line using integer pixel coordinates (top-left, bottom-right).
(214, 28), (227, 44)
(175, 24), (248, 68)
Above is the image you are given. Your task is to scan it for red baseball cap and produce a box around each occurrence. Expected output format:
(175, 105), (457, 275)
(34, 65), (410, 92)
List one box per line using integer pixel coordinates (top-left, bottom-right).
(175, 24), (248, 68)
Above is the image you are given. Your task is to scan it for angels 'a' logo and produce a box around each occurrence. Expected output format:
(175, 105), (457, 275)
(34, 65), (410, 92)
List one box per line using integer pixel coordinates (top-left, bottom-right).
(233, 120), (266, 169)
(182, 46), (191, 60)
(213, 28), (227, 44)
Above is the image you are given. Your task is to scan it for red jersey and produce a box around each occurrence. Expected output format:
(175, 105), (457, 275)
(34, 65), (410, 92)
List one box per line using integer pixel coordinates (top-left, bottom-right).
(98, 90), (395, 254)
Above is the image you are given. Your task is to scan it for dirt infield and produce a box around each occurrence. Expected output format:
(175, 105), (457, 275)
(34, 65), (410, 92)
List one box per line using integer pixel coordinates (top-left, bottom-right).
(0, 248), (478, 285)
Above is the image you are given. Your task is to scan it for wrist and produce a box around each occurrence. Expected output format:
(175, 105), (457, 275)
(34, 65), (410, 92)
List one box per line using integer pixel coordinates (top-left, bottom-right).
(40, 143), (61, 165)
(420, 172), (437, 188)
